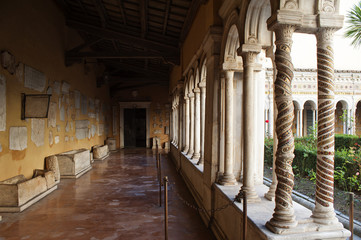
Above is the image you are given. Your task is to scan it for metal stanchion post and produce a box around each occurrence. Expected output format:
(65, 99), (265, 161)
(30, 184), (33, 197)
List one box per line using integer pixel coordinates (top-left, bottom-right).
(350, 192), (354, 240)
(164, 176), (169, 240)
(158, 154), (162, 207)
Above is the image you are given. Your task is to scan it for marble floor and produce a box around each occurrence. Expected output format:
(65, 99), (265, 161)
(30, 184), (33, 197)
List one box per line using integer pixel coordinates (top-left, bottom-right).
(0, 149), (215, 240)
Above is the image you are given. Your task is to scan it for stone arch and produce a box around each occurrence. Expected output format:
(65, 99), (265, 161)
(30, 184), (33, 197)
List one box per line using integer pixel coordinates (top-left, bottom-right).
(303, 100), (317, 135)
(220, 9), (242, 70)
(200, 59), (207, 83)
(194, 68), (200, 88)
(335, 100), (349, 134)
(244, 0), (272, 47)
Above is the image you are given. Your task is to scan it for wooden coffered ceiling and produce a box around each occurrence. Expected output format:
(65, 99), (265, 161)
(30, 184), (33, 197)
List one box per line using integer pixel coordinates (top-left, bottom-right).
(56, 0), (205, 92)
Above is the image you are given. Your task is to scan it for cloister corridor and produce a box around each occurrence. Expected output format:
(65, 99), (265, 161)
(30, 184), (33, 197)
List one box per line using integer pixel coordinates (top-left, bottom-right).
(0, 149), (214, 240)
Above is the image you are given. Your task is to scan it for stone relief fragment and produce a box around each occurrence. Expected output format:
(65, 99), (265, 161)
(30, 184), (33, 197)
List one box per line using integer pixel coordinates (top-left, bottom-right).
(15, 62), (24, 83)
(75, 120), (89, 140)
(81, 94), (88, 115)
(53, 81), (61, 95)
(61, 81), (70, 94)
(60, 105), (65, 121)
(1, 51), (16, 74)
(24, 65), (46, 92)
(49, 130), (53, 145)
(31, 119), (45, 147)
(98, 124), (104, 136)
(47, 102), (57, 128)
(0, 74), (6, 131)
(9, 126), (27, 150)
(54, 135), (60, 144)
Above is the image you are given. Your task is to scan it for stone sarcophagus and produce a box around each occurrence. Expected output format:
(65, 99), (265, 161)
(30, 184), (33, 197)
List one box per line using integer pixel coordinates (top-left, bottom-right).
(56, 149), (92, 179)
(93, 145), (109, 161)
(0, 171), (57, 212)
(106, 138), (116, 151)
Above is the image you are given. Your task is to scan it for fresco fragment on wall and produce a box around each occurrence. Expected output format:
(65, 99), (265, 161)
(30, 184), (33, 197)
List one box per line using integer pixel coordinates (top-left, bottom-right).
(47, 102), (56, 128)
(24, 65), (46, 92)
(0, 74), (6, 131)
(31, 119), (44, 147)
(9, 127), (27, 150)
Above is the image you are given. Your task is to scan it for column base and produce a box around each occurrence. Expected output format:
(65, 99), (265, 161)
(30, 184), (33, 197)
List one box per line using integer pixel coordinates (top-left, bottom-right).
(236, 186), (261, 203)
(182, 147), (189, 154)
(266, 209), (298, 233)
(196, 157), (204, 165)
(311, 207), (340, 226)
(219, 173), (237, 186)
(264, 183), (277, 201)
(191, 152), (200, 161)
(186, 150), (194, 158)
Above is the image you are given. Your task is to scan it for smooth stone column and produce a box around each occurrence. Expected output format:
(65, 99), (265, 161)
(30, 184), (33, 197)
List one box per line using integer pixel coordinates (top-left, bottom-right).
(192, 88), (201, 160)
(182, 96), (190, 153)
(219, 70), (237, 185)
(312, 28), (341, 227)
(197, 81), (206, 165)
(187, 92), (195, 157)
(266, 24), (298, 231)
(239, 49), (260, 201)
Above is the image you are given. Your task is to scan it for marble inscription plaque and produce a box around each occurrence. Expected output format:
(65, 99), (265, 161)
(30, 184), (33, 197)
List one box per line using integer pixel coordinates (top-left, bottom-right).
(31, 119), (45, 147)
(24, 65), (46, 92)
(9, 127), (27, 150)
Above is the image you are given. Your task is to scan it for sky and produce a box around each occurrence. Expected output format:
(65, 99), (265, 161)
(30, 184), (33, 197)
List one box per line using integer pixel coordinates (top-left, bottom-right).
(291, 0), (361, 70)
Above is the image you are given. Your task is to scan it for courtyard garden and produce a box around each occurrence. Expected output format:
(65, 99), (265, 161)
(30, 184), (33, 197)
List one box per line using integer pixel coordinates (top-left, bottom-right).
(264, 134), (361, 222)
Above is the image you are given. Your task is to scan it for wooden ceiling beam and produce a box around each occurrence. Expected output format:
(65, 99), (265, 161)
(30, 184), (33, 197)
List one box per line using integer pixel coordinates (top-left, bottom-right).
(67, 37), (103, 53)
(93, 0), (108, 28)
(66, 19), (179, 54)
(106, 61), (169, 77)
(139, 0), (148, 38)
(116, 0), (127, 25)
(162, 0), (171, 35)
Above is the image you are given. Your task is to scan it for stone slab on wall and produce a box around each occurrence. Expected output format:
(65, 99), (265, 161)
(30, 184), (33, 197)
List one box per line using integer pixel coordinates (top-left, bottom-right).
(31, 119), (45, 147)
(0, 74), (6, 131)
(98, 124), (104, 136)
(60, 105), (65, 121)
(53, 81), (60, 95)
(61, 81), (70, 94)
(75, 120), (89, 140)
(24, 65), (46, 92)
(9, 127), (27, 150)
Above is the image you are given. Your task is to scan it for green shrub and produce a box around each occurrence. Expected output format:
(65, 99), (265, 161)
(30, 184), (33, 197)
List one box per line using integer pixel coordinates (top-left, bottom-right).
(264, 134), (361, 192)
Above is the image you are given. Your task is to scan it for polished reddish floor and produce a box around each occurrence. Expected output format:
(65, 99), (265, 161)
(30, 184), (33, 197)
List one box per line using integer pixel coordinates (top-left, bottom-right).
(0, 149), (214, 240)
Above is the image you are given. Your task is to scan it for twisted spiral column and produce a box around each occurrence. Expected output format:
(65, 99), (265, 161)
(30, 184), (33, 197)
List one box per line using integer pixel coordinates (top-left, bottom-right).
(266, 24), (297, 231)
(311, 28), (339, 225)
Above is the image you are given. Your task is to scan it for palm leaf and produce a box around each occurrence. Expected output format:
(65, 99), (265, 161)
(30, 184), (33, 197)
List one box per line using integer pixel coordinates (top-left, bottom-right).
(344, 1), (361, 47)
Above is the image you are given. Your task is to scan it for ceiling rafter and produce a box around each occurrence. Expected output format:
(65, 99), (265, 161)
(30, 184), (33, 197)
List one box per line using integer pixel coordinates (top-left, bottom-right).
(66, 19), (179, 54)
(93, 0), (109, 27)
(139, 0), (148, 38)
(67, 37), (103, 53)
(162, 0), (171, 35)
(105, 61), (169, 77)
(116, 0), (127, 25)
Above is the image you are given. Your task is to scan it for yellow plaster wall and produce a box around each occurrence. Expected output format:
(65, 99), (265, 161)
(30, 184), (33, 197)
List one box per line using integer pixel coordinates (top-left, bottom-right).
(0, 0), (111, 181)
(169, 0), (222, 91)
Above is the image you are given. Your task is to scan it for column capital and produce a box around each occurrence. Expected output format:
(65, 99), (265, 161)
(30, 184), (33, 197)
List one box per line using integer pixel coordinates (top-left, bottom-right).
(188, 92), (194, 98)
(198, 81), (206, 89)
(193, 87), (200, 94)
(316, 27), (336, 44)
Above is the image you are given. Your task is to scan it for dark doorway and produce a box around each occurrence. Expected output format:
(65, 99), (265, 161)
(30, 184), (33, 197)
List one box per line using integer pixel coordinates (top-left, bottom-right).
(124, 108), (146, 147)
